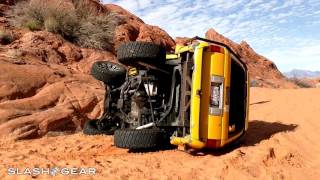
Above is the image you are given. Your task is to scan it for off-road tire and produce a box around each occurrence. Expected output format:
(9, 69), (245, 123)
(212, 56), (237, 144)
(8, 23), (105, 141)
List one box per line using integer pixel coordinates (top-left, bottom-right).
(114, 128), (169, 149)
(91, 61), (126, 87)
(117, 41), (166, 65)
(83, 119), (115, 135)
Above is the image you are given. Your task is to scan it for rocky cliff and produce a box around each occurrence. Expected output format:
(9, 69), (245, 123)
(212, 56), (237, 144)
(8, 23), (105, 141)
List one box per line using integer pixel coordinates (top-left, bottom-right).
(0, 0), (174, 140)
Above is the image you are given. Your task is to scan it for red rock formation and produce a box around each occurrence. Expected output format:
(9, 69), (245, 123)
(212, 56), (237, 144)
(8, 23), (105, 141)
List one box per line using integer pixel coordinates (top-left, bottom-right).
(0, 62), (105, 139)
(294, 77), (320, 88)
(175, 37), (192, 46)
(0, 0), (176, 140)
(105, 4), (175, 51)
(0, 30), (109, 139)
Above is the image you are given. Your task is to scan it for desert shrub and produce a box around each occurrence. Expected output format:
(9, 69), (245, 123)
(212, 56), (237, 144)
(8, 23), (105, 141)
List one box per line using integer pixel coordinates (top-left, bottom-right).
(25, 20), (41, 31)
(75, 13), (121, 50)
(43, 11), (79, 41)
(289, 78), (312, 88)
(10, 0), (75, 30)
(26, 0), (46, 25)
(8, 1), (29, 27)
(73, 0), (99, 20)
(9, 0), (122, 51)
(0, 30), (14, 45)
(44, 17), (59, 33)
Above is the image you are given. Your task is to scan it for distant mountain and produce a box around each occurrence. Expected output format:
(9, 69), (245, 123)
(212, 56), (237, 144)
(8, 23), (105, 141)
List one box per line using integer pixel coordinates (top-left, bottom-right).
(284, 69), (320, 78)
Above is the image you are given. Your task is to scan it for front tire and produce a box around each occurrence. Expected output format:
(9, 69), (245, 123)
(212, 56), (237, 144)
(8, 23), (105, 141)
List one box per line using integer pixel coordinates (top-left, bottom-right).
(91, 61), (126, 87)
(114, 128), (170, 149)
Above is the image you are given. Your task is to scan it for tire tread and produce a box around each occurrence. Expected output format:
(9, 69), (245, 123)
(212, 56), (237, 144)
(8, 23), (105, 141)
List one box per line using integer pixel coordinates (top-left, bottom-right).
(114, 129), (168, 149)
(117, 42), (166, 65)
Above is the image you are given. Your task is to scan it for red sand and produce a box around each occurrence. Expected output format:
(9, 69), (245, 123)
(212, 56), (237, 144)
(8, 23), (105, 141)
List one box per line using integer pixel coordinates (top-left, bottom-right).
(1, 87), (320, 179)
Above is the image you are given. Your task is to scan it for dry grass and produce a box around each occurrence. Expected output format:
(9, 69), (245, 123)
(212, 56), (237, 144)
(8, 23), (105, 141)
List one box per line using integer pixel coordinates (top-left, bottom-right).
(75, 13), (121, 50)
(288, 78), (312, 88)
(9, 0), (123, 51)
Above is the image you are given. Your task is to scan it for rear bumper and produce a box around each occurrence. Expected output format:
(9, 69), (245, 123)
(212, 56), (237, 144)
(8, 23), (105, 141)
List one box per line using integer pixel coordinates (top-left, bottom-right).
(170, 136), (206, 149)
(170, 129), (245, 149)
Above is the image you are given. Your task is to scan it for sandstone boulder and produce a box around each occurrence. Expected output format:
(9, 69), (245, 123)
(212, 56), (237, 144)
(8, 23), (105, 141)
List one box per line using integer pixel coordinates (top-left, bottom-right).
(0, 62), (105, 140)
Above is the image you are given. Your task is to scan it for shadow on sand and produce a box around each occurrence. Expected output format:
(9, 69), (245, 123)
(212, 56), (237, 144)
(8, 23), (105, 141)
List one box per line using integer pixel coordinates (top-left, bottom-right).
(241, 120), (297, 147)
(249, 100), (271, 106)
(190, 120), (298, 156)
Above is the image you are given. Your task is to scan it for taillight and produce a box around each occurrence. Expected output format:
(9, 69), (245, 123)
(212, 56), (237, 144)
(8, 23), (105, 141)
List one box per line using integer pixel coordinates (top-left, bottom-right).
(210, 85), (220, 107)
(206, 139), (221, 147)
(210, 45), (224, 54)
(210, 76), (224, 115)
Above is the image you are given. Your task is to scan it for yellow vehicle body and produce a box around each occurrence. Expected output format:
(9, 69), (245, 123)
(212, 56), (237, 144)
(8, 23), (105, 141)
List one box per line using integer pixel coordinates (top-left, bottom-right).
(170, 38), (249, 149)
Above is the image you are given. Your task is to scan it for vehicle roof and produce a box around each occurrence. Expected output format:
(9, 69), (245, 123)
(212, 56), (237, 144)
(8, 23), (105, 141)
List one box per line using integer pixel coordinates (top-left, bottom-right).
(193, 36), (248, 72)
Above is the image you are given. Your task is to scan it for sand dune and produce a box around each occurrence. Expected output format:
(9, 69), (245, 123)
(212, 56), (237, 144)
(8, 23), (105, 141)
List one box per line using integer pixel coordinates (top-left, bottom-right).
(1, 87), (320, 180)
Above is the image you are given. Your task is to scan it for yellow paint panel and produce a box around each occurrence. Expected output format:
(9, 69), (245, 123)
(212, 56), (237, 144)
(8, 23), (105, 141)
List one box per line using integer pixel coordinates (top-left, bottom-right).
(207, 52), (224, 139)
(199, 50), (211, 140)
(166, 54), (179, 59)
(220, 111), (229, 146)
(210, 53), (225, 76)
(190, 43), (208, 140)
(175, 45), (194, 54)
(221, 49), (231, 144)
(208, 116), (222, 139)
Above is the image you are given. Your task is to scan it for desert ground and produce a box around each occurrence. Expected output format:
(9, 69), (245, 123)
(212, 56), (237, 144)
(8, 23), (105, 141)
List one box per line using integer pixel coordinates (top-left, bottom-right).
(1, 87), (320, 180)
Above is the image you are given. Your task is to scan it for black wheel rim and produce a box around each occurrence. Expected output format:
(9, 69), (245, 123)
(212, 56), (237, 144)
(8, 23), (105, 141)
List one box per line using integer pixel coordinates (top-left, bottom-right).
(107, 63), (120, 71)
(97, 62), (121, 71)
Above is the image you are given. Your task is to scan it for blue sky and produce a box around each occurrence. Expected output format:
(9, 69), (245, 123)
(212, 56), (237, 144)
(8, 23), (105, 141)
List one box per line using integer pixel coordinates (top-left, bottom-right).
(102, 0), (320, 73)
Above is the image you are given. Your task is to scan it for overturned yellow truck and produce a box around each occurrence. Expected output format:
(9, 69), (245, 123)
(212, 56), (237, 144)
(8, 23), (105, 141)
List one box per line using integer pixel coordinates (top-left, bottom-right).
(169, 37), (249, 149)
(84, 37), (249, 151)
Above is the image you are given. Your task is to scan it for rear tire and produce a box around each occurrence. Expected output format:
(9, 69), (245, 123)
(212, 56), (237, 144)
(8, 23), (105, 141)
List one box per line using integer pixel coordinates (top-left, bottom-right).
(114, 128), (169, 149)
(117, 41), (166, 66)
(83, 119), (116, 135)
